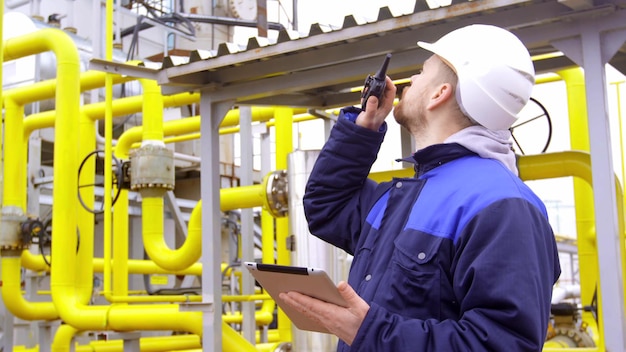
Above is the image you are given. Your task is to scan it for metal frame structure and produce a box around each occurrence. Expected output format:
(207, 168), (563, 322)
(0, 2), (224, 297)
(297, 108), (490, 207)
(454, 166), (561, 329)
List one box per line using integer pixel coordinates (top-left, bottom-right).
(1, 0), (623, 350)
(103, 1), (626, 350)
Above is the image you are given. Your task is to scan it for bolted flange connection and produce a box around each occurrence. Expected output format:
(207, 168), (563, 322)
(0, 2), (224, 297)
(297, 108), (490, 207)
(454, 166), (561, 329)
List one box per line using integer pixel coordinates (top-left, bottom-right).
(264, 170), (288, 217)
(129, 143), (175, 198)
(0, 206), (28, 251)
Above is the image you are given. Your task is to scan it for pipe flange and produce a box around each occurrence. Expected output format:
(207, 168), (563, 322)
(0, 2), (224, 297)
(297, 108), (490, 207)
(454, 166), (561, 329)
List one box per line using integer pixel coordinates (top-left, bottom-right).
(273, 342), (293, 352)
(264, 170), (288, 217)
(0, 206), (28, 250)
(129, 144), (175, 196)
(548, 325), (596, 347)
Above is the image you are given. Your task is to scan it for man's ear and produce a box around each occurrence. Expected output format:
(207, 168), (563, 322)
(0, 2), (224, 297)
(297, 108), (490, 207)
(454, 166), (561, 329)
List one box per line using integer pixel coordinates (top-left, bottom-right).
(426, 83), (453, 110)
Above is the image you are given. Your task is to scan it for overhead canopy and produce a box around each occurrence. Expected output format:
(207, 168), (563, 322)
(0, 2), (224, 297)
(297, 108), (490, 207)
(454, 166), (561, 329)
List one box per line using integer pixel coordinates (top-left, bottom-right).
(135, 0), (626, 107)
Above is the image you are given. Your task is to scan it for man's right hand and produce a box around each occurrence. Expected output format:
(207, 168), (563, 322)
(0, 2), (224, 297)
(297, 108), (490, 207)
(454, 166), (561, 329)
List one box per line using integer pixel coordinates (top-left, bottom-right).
(356, 76), (396, 131)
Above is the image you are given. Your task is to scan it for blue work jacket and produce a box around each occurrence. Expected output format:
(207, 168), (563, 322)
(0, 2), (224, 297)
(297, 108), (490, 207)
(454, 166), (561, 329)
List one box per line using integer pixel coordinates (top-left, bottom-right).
(303, 108), (561, 351)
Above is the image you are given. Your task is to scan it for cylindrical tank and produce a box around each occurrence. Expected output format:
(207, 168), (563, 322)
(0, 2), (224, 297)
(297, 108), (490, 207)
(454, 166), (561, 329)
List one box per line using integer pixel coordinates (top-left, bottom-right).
(3, 11), (137, 112)
(287, 149), (350, 352)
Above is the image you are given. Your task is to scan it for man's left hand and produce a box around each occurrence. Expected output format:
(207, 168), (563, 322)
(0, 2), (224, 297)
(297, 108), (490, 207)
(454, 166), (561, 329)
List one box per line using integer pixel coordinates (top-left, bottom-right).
(279, 281), (370, 346)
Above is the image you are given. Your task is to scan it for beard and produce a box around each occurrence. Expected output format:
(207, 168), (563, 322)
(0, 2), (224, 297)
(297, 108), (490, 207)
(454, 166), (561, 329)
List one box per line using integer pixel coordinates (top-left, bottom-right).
(393, 99), (426, 135)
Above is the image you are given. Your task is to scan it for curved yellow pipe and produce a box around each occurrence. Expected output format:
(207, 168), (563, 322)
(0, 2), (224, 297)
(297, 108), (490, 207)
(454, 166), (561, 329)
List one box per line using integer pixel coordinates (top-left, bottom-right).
(51, 324), (79, 352)
(21, 248), (205, 276)
(21, 71), (133, 139)
(1, 27), (85, 322)
(1, 256), (57, 320)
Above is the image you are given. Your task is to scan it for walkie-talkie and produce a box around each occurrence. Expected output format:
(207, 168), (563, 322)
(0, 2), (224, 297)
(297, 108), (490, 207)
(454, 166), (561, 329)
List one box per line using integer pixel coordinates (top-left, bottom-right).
(361, 53), (392, 111)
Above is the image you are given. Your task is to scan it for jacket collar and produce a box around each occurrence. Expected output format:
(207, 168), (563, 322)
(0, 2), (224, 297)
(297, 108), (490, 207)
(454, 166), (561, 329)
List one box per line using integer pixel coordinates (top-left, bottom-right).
(397, 143), (476, 178)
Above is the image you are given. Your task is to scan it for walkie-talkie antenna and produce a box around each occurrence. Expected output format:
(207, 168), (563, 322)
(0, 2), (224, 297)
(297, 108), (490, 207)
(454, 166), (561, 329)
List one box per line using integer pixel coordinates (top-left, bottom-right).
(375, 53), (392, 80)
(361, 53), (392, 111)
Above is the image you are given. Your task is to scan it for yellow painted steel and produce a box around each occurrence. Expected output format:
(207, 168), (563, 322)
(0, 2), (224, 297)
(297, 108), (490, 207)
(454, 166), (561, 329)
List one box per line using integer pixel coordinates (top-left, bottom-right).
(114, 113), (268, 275)
(0, 0), (3, 212)
(0, 26), (208, 338)
(1, 256), (57, 320)
(19, 228), (208, 276)
(51, 324), (79, 352)
(0, 27), (89, 322)
(2, 99), (27, 209)
(273, 107), (295, 342)
(102, 0), (115, 310)
(41, 329), (204, 352)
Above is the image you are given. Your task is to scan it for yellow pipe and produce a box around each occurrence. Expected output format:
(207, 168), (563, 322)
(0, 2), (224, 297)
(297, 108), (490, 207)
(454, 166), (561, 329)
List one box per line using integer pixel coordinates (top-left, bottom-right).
(0, 28), (86, 322)
(138, 108), (318, 148)
(557, 67), (603, 349)
(51, 324), (79, 352)
(20, 71), (132, 139)
(136, 78), (195, 272)
(2, 99), (27, 209)
(222, 321), (257, 352)
(21, 248), (207, 276)
(102, 0), (115, 309)
(273, 107), (294, 342)
(5, 70), (132, 107)
(82, 334), (201, 352)
(5, 26), (202, 336)
(1, 0), (3, 217)
(140, 78), (164, 141)
(1, 256), (57, 320)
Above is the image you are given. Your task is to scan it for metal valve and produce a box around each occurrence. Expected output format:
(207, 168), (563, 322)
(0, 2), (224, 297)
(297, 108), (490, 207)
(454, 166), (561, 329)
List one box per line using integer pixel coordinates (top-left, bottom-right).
(264, 170), (289, 217)
(129, 143), (175, 197)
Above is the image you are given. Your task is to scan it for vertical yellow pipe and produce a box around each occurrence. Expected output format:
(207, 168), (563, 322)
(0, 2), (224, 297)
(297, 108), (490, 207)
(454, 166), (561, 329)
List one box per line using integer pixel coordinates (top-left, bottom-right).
(51, 324), (79, 352)
(259, 210), (278, 331)
(0, 0), (4, 206)
(1, 256), (57, 320)
(273, 107), (294, 342)
(76, 111), (97, 306)
(102, 0), (115, 304)
(557, 67), (603, 348)
(1, 28), (87, 322)
(0, 0), (4, 204)
(140, 78), (164, 141)
(2, 100), (27, 209)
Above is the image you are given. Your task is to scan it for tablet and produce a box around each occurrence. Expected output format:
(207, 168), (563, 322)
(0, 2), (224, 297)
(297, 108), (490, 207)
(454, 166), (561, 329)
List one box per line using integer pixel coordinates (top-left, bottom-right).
(244, 261), (347, 333)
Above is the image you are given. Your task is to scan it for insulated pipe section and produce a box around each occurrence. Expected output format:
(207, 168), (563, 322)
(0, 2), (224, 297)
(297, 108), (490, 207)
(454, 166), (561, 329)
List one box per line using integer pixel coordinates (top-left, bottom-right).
(114, 103), (291, 271)
(0, 27), (83, 322)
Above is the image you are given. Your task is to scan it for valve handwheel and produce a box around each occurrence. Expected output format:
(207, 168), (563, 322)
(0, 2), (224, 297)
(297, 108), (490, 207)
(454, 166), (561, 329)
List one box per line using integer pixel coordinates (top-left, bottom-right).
(77, 150), (124, 214)
(509, 97), (552, 155)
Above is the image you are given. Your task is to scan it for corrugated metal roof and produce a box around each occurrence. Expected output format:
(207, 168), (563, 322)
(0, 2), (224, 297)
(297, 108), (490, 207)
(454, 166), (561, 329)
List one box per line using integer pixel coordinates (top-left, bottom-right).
(97, 0), (626, 108)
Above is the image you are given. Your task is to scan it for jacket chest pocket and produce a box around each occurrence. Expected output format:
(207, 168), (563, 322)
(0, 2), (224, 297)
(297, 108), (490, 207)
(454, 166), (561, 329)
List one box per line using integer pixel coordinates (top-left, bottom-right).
(375, 232), (445, 320)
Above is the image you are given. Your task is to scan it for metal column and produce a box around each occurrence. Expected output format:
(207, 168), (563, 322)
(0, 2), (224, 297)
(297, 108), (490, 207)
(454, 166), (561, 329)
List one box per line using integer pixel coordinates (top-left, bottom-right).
(239, 106), (256, 343)
(552, 23), (626, 352)
(200, 93), (234, 352)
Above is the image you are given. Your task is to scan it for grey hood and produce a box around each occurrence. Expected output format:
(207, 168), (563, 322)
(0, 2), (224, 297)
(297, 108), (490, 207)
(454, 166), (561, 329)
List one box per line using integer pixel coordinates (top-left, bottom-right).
(444, 125), (518, 175)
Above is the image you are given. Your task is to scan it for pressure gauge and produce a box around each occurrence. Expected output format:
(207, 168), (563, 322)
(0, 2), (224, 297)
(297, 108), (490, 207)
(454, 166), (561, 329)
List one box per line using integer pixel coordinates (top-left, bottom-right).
(228, 0), (257, 20)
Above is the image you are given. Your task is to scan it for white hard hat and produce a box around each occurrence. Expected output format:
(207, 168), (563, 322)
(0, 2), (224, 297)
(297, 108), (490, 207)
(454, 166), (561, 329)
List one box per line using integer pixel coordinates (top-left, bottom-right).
(417, 24), (535, 131)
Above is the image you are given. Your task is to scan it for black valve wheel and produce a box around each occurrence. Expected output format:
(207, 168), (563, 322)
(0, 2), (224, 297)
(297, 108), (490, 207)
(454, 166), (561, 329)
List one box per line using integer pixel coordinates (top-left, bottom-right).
(77, 150), (124, 214)
(510, 97), (553, 155)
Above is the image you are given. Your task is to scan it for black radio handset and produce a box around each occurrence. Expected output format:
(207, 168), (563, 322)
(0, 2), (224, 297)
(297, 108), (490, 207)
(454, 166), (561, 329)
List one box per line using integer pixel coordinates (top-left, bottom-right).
(361, 53), (392, 111)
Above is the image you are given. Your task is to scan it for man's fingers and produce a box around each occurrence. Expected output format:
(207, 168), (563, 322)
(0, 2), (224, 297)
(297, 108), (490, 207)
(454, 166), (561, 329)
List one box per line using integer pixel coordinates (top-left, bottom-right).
(338, 281), (364, 307)
(366, 95), (379, 110)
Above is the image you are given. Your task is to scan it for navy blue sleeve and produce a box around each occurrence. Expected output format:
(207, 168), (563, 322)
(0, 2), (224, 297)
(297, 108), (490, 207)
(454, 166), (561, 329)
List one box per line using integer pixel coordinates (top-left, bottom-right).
(303, 107), (387, 255)
(349, 198), (560, 351)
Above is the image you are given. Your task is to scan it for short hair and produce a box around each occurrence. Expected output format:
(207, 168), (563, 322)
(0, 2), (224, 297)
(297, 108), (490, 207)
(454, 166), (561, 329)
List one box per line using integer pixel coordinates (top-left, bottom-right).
(435, 57), (477, 125)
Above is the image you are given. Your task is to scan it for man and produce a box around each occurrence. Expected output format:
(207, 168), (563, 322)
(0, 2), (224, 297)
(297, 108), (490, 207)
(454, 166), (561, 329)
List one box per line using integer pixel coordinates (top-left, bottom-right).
(280, 24), (561, 351)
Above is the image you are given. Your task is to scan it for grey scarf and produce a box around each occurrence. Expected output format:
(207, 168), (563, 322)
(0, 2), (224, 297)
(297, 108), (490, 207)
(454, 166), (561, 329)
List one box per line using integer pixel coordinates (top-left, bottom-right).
(444, 126), (518, 175)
